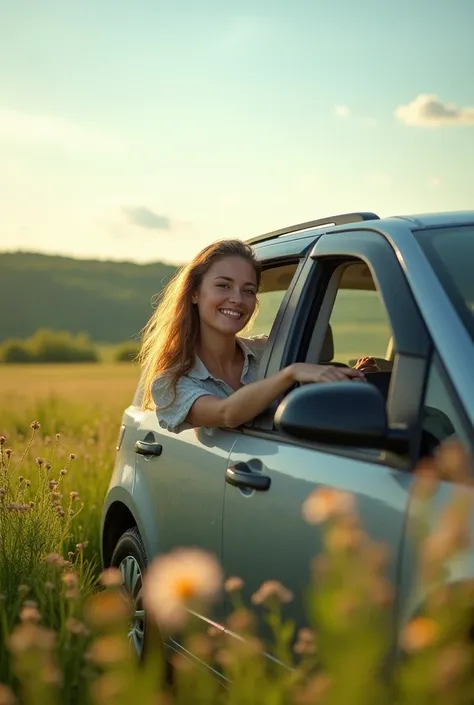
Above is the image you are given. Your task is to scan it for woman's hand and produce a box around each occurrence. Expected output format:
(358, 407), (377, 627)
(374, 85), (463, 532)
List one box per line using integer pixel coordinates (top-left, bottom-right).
(287, 362), (366, 385)
(353, 356), (380, 373)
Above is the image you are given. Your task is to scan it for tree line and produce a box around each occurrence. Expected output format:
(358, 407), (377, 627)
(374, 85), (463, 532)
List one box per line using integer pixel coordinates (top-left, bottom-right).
(0, 329), (140, 364)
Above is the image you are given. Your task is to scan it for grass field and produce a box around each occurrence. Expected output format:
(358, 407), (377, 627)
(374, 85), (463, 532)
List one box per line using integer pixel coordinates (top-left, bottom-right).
(0, 363), (140, 569)
(1, 363), (474, 705)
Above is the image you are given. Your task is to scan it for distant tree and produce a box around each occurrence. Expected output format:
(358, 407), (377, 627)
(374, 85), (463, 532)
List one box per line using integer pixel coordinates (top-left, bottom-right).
(0, 329), (98, 363)
(0, 340), (32, 363)
(27, 329), (98, 363)
(114, 341), (140, 362)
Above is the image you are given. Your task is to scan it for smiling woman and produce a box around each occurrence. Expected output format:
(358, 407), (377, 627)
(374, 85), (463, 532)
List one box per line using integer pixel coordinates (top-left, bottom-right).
(137, 239), (364, 434)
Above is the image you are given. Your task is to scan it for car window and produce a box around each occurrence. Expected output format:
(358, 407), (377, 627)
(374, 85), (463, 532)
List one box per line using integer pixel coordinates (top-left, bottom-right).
(422, 355), (470, 453)
(244, 262), (299, 338)
(414, 225), (474, 341)
(323, 262), (393, 367)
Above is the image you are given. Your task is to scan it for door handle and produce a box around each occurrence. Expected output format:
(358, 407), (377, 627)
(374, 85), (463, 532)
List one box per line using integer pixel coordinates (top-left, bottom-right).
(135, 440), (163, 457)
(225, 462), (270, 492)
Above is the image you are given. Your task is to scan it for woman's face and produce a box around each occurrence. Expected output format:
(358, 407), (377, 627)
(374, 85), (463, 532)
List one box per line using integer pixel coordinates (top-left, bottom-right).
(193, 256), (258, 336)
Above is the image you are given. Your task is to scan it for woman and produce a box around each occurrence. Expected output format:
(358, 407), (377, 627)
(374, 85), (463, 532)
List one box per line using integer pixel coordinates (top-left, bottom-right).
(139, 239), (368, 434)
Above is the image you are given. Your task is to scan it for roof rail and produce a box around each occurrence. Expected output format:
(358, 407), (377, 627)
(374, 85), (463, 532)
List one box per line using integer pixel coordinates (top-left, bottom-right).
(247, 212), (380, 246)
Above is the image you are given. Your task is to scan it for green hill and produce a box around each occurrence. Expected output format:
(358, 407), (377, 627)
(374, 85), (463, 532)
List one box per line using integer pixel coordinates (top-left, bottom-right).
(0, 252), (177, 343)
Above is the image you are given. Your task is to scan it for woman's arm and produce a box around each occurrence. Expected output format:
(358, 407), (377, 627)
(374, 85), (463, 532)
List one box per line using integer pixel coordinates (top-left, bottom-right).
(186, 363), (364, 429)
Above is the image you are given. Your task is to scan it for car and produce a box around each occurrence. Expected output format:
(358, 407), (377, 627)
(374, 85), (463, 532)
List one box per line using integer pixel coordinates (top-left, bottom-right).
(101, 209), (474, 674)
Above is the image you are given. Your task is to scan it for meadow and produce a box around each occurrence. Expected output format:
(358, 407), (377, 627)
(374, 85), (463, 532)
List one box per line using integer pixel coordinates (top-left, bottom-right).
(2, 362), (474, 705)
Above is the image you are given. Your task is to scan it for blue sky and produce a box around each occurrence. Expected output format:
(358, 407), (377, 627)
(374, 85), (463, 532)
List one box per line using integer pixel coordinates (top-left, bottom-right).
(1, 0), (473, 264)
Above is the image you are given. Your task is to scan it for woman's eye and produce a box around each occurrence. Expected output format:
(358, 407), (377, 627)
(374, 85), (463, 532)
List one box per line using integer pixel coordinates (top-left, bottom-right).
(217, 283), (230, 289)
(244, 289), (256, 296)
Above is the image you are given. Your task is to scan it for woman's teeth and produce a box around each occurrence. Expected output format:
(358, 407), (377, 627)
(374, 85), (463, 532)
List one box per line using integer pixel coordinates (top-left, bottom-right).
(219, 309), (242, 319)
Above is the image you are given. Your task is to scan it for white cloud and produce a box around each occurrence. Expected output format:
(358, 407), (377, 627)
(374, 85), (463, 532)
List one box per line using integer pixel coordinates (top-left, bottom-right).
(0, 108), (126, 152)
(428, 176), (442, 188)
(334, 105), (350, 118)
(395, 94), (474, 127)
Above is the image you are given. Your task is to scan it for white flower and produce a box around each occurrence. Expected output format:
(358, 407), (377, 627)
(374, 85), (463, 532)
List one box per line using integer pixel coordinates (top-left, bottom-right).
(143, 548), (223, 632)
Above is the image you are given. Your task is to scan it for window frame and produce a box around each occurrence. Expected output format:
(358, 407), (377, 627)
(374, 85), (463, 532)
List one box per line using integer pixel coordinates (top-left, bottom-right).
(243, 228), (433, 469)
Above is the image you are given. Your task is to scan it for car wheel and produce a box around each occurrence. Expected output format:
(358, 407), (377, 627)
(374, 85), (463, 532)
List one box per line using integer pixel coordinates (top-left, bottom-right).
(110, 526), (149, 659)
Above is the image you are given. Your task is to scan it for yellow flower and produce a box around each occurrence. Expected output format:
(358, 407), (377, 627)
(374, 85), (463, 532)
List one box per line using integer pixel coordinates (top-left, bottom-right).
(400, 616), (439, 652)
(143, 548), (223, 632)
(302, 488), (355, 524)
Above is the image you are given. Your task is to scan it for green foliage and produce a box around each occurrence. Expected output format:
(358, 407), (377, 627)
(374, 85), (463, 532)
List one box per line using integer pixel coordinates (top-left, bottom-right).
(0, 251), (177, 344)
(114, 341), (140, 362)
(0, 329), (99, 364)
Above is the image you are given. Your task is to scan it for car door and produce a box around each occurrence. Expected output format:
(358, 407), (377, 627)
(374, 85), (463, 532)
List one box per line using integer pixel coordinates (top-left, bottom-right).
(222, 227), (432, 664)
(134, 409), (237, 632)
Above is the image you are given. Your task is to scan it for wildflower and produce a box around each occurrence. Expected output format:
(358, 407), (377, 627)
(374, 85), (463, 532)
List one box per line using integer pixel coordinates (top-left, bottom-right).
(30, 421), (41, 430)
(55, 433), (60, 440)
(60, 468), (67, 476)
(302, 487), (355, 524)
(186, 633), (213, 660)
(69, 453), (76, 461)
(62, 572), (79, 599)
(400, 616), (439, 652)
(226, 608), (255, 633)
(48, 480), (58, 490)
(0, 683), (16, 705)
(85, 590), (132, 629)
(0, 436), (5, 446)
(45, 552), (66, 568)
(100, 567), (124, 588)
(18, 476), (24, 484)
(65, 618), (89, 638)
(68, 552), (75, 560)
(56, 507), (65, 518)
(45, 462), (51, 471)
(224, 576), (244, 593)
(251, 580), (294, 606)
(5, 449), (12, 459)
(35, 457), (44, 467)
(51, 491), (62, 502)
(20, 605), (41, 624)
(143, 548), (223, 632)
(8, 623), (55, 653)
(294, 627), (317, 656)
(76, 541), (89, 552)
(25, 479), (31, 487)
(70, 491), (79, 501)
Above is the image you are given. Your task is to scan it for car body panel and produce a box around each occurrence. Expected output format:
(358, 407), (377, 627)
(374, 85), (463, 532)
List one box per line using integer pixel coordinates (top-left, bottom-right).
(222, 433), (413, 662)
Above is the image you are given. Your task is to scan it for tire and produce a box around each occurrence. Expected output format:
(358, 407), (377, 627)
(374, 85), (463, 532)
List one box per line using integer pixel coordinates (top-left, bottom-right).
(110, 527), (149, 660)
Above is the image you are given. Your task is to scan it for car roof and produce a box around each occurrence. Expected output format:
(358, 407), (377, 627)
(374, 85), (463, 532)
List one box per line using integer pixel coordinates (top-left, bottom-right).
(247, 210), (474, 258)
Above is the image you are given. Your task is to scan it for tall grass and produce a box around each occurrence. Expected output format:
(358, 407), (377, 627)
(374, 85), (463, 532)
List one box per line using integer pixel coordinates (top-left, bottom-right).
(1, 365), (474, 704)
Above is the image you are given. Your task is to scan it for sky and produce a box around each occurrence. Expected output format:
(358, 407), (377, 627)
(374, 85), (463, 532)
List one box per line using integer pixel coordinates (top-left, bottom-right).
(0, 0), (473, 265)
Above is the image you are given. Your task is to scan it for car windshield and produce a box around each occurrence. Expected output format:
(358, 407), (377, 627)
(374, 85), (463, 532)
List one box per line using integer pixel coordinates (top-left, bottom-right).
(415, 225), (474, 341)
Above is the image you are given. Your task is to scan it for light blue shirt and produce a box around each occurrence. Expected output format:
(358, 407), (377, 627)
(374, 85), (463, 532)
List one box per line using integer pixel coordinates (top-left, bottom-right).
(151, 336), (267, 434)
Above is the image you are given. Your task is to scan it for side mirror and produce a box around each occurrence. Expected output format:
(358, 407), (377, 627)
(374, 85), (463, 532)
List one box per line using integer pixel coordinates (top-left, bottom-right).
(274, 381), (409, 453)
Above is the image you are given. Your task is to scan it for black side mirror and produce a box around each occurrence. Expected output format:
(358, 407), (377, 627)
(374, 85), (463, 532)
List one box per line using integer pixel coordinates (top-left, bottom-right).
(274, 381), (409, 453)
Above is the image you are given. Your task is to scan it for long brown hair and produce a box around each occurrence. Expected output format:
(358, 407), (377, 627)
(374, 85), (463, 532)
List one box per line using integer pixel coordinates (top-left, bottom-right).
(138, 239), (261, 410)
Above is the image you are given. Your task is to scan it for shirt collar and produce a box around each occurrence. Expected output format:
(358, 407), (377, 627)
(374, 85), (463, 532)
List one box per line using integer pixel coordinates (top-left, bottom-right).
(188, 338), (257, 382)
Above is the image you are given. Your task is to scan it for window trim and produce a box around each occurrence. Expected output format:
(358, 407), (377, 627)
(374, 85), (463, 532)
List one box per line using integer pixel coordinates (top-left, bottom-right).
(252, 229), (432, 465)
(413, 350), (474, 460)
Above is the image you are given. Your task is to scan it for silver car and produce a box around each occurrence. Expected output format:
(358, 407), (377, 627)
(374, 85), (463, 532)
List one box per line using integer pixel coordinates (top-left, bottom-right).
(101, 210), (474, 672)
